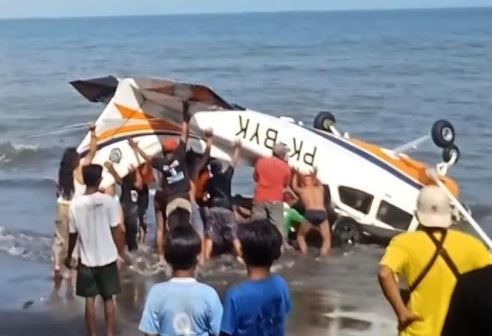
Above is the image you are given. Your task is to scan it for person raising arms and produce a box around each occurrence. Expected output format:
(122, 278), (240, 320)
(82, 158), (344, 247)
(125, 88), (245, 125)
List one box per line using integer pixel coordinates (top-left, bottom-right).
(186, 129), (214, 264)
(291, 167), (331, 256)
(105, 162), (143, 252)
(129, 104), (192, 230)
(137, 162), (155, 245)
(251, 143), (292, 240)
(203, 140), (242, 261)
(53, 124), (97, 279)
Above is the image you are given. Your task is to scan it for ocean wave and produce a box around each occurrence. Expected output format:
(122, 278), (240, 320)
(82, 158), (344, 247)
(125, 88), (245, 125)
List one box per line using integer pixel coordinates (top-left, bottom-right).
(0, 226), (295, 278)
(468, 203), (492, 224)
(0, 177), (56, 189)
(0, 142), (62, 168)
(0, 227), (52, 262)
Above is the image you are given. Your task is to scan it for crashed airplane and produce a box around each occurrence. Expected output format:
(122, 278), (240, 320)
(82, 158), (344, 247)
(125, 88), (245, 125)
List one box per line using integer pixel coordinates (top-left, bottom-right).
(71, 76), (492, 248)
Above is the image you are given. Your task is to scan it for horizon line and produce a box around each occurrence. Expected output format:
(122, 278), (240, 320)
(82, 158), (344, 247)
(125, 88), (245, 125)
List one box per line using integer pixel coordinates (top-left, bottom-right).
(1, 5), (491, 21)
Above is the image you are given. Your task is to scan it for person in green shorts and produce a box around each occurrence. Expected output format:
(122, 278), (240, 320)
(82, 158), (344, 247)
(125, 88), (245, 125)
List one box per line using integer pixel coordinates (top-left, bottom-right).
(282, 190), (306, 242)
(284, 203), (305, 236)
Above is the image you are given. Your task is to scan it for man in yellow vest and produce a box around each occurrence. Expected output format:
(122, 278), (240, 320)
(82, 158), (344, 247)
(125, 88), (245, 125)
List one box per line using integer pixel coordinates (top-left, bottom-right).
(378, 185), (492, 336)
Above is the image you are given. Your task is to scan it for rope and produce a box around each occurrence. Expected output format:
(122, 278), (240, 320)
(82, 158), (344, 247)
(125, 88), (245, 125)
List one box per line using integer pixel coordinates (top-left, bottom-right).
(15, 122), (92, 139)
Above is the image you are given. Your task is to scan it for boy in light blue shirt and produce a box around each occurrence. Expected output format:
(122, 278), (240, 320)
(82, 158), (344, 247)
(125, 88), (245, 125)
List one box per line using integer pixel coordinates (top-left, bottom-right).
(139, 225), (223, 336)
(220, 220), (291, 336)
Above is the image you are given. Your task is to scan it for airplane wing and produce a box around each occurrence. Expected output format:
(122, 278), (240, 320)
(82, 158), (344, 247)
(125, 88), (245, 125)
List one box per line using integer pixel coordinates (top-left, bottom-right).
(70, 75), (236, 110)
(73, 77), (241, 188)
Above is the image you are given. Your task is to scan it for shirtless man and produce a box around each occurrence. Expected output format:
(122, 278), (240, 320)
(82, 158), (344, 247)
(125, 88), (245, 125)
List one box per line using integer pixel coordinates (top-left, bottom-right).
(292, 168), (331, 256)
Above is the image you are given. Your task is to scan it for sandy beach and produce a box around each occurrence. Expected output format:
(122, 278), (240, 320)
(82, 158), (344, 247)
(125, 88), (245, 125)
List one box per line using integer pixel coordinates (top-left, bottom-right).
(0, 247), (396, 336)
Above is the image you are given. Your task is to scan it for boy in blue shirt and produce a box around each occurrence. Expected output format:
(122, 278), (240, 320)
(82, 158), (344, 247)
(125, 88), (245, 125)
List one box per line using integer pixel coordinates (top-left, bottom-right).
(139, 225), (223, 336)
(220, 220), (292, 336)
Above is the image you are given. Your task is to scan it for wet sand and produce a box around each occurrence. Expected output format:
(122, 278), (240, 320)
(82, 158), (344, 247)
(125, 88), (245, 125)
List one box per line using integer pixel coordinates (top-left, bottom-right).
(0, 247), (396, 336)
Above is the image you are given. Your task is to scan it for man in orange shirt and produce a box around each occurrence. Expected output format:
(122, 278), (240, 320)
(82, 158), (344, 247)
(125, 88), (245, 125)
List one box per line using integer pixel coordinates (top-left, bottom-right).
(252, 143), (292, 239)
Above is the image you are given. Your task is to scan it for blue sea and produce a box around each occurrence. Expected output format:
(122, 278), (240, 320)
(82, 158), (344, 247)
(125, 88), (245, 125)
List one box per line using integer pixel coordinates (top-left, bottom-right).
(0, 8), (492, 335)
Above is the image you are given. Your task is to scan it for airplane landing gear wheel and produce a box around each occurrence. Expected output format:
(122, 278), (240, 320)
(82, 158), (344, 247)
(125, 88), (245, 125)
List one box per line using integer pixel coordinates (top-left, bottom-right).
(432, 120), (455, 148)
(442, 144), (460, 164)
(314, 112), (336, 132)
(333, 217), (362, 247)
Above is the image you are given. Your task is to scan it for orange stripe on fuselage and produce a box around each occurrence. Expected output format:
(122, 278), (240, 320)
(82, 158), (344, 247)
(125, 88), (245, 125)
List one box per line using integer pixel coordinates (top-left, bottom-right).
(114, 103), (155, 120)
(350, 138), (460, 197)
(96, 104), (180, 143)
(97, 122), (180, 143)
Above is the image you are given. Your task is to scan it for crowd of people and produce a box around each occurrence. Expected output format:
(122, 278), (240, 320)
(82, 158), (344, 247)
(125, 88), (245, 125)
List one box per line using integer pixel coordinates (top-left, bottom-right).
(67, 162), (288, 336)
(52, 108), (492, 336)
(54, 111), (334, 273)
(52, 108), (331, 336)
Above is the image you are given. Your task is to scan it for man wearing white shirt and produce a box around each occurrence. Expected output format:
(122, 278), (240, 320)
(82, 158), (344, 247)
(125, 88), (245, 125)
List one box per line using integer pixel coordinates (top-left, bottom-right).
(65, 164), (125, 336)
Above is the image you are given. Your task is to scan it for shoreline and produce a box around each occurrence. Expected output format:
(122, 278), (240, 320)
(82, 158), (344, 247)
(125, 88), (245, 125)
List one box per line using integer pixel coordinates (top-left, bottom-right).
(0, 247), (395, 335)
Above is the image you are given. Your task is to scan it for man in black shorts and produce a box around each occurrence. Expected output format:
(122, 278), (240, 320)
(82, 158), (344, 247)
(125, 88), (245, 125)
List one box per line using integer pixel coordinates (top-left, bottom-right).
(130, 103), (192, 230)
(65, 164), (125, 336)
(204, 140), (242, 260)
(292, 168), (331, 256)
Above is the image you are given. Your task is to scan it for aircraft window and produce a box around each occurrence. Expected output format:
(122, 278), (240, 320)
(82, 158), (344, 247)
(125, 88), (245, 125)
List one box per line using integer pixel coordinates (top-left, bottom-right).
(377, 201), (413, 231)
(338, 186), (373, 214)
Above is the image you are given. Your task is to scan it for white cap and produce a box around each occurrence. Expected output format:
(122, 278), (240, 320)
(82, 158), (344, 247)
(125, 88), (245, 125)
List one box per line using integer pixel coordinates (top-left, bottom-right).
(416, 185), (452, 229)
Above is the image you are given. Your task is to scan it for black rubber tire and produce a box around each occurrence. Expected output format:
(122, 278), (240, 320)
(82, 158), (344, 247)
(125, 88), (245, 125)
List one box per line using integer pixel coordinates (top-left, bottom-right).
(432, 120), (455, 148)
(313, 111), (336, 131)
(442, 144), (460, 164)
(333, 217), (362, 247)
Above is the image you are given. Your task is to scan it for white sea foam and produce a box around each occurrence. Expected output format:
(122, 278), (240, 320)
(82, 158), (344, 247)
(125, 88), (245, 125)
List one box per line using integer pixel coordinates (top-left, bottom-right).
(0, 226), (52, 261)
